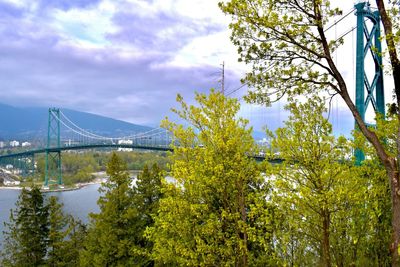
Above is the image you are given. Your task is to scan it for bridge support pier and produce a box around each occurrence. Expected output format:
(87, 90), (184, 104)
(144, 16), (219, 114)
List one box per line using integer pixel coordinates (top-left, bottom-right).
(44, 108), (63, 187)
(354, 1), (384, 164)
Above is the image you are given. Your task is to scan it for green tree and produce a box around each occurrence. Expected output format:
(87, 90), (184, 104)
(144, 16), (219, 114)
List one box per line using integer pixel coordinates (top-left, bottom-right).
(1, 186), (49, 267)
(268, 97), (370, 266)
(147, 90), (276, 266)
(131, 163), (164, 266)
(47, 196), (70, 267)
(219, 0), (400, 263)
(1, 188), (86, 267)
(80, 152), (138, 266)
(61, 216), (87, 267)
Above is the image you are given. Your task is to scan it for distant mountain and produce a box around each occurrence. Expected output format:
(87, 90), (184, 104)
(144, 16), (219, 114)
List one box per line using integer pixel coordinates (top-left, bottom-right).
(0, 103), (153, 140)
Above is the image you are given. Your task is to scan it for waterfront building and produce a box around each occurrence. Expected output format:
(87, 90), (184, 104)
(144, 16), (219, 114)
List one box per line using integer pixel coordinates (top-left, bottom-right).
(9, 140), (19, 147)
(117, 139), (133, 152)
(21, 142), (31, 147)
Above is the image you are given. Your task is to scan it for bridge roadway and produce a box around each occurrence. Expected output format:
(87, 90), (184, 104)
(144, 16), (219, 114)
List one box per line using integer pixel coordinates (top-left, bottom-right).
(0, 144), (173, 159)
(0, 144), (276, 163)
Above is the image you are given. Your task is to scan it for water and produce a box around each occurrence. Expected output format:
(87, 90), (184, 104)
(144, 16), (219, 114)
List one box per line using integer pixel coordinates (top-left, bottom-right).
(0, 184), (101, 247)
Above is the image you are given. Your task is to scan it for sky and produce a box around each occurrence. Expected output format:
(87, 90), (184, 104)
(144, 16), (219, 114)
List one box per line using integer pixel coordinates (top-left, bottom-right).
(0, 0), (391, 136)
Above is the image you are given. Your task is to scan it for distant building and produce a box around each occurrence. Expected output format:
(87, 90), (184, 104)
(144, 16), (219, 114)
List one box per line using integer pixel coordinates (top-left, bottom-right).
(3, 179), (20, 186)
(117, 139), (133, 152)
(5, 164), (13, 169)
(10, 140), (19, 147)
(0, 141), (4, 148)
(21, 142), (31, 147)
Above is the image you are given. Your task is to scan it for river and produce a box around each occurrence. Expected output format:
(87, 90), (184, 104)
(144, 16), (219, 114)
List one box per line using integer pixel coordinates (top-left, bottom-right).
(0, 184), (101, 247)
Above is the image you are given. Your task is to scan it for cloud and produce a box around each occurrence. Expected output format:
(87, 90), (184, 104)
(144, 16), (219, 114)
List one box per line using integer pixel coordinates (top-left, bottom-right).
(0, 39), (223, 126)
(0, 0), (240, 127)
(0, 0), (389, 136)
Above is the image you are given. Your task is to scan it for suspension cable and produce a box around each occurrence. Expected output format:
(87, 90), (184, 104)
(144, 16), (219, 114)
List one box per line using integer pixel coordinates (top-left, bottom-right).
(324, 8), (355, 32)
(225, 62), (277, 97)
(56, 111), (170, 142)
(59, 111), (114, 139)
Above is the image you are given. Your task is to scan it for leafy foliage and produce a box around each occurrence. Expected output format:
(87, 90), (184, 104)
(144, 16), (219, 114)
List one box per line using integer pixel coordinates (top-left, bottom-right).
(148, 90), (277, 266)
(219, 0), (343, 104)
(34, 151), (169, 186)
(267, 97), (390, 266)
(220, 0), (400, 264)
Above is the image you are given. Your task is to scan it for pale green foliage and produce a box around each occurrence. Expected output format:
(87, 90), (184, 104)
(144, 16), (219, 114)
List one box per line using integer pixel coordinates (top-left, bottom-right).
(354, 111), (399, 158)
(268, 97), (373, 266)
(219, 0), (343, 105)
(385, 0), (400, 63)
(148, 90), (277, 266)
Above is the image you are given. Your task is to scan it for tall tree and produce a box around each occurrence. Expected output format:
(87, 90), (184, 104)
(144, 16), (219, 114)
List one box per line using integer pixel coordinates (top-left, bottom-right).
(131, 163), (164, 266)
(219, 0), (400, 264)
(46, 196), (70, 267)
(147, 90), (276, 266)
(1, 186), (49, 267)
(268, 97), (381, 266)
(1, 188), (86, 267)
(61, 216), (87, 267)
(80, 152), (138, 266)
(375, 0), (400, 263)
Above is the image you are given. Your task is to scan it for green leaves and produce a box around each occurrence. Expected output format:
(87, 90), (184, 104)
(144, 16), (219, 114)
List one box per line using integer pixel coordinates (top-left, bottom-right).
(150, 90), (276, 266)
(266, 97), (392, 265)
(220, 0), (343, 104)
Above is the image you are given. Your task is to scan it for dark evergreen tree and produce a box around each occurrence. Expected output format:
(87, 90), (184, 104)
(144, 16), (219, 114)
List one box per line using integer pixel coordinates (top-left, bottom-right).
(132, 163), (164, 266)
(80, 152), (138, 266)
(1, 188), (86, 267)
(47, 196), (72, 267)
(61, 216), (87, 267)
(1, 186), (49, 267)
(80, 154), (164, 266)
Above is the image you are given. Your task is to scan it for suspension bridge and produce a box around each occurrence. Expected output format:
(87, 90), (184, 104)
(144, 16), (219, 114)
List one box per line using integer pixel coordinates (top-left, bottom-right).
(0, 108), (173, 188)
(0, 1), (386, 187)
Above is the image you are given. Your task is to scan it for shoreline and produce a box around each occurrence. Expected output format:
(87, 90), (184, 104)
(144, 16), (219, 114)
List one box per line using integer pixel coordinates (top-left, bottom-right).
(0, 176), (106, 192)
(0, 186), (22, 190)
(0, 170), (141, 192)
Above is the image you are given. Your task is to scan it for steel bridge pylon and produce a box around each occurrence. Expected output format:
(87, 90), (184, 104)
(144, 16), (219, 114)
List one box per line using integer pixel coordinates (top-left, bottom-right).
(44, 108), (63, 187)
(354, 1), (385, 164)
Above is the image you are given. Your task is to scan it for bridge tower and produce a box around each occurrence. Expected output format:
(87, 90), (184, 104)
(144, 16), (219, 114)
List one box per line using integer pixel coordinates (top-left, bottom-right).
(354, 1), (384, 163)
(44, 108), (63, 187)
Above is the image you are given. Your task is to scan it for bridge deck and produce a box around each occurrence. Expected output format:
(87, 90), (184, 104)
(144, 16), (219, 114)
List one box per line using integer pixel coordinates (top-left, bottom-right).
(0, 144), (173, 159)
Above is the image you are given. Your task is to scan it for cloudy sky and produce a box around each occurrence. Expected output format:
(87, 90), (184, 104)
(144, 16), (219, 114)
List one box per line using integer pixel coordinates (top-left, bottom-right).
(0, 0), (389, 136)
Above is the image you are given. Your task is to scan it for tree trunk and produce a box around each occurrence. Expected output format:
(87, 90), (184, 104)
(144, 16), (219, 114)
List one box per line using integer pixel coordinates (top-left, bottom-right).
(239, 189), (248, 267)
(236, 179), (248, 267)
(374, 1), (400, 266)
(389, 167), (400, 266)
(322, 210), (331, 267)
